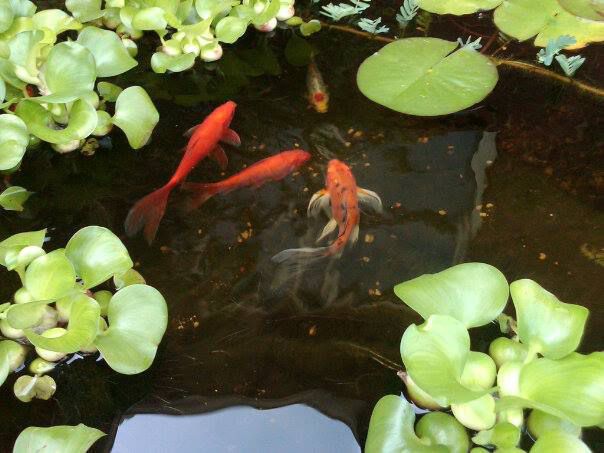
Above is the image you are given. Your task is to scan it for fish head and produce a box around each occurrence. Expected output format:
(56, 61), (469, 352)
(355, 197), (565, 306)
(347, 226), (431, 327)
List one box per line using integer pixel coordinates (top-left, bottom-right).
(311, 92), (329, 113)
(291, 149), (312, 166)
(214, 100), (237, 126)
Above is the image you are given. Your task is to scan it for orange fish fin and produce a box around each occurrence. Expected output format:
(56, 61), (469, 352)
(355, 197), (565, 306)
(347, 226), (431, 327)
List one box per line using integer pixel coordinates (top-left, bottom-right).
(210, 145), (228, 171)
(182, 182), (219, 211)
(183, 125), (198, 138)
(221, 128), (241, 147)
(124, 185), (173, 245)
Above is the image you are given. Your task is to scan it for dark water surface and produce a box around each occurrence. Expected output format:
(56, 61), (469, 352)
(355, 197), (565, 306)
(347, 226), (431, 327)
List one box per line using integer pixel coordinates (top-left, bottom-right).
(0, 6), (603, 452)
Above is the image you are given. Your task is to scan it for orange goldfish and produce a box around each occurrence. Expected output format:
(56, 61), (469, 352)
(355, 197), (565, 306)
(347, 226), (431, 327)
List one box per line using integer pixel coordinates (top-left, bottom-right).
(272, 159), (382, 264)
(124, 101), (240, 244)
(307, 58), (329, 113)
(183, 150), (311, 209)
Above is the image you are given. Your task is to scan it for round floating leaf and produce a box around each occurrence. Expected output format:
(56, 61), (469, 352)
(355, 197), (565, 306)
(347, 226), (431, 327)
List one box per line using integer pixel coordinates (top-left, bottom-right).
(24, 249), (76, 301)
(14, 374), (56, 402)
(97, 81), (122, 101)
(0, 113), (29, 170)
(451, 394), (497, 431)
(8, 30), (44, 82)
(216, 16), (249, 44)
(16, 98), (97, 144)
(527, 410), (581, 439)
(26, 293), (100, 353)
(150, 51), (196, 73)
(13, 424), (105, 453)
(357, 38), (498, 116)
(489, 337), (528, 368)
(401, 314), (487, 406)
(65, 226), (133, 289)
(365, 395), (448, 453)
(510, 279), (588, 359)
(472, 422), (521, 449)
(114, 268), (145, 289)
(6, 300), (53, 329)
(94, 284), (168, 374)
(415, 412), (470, 453)
(112, 86), (159, 149)
(300, 19), (321, 37)
(530, 431), (591, 453)
(534, 8), (604, 46)
(0, 186), (32, 211)
(0, 229), (45, 267)
(460, 351), (496, 391)
(9, 0), (36, 18)
(66, 0), (104, 22)
(132, 7), (167, 30)
(76, 26), (137, 77)
(559, 0), (604, 21)
(394, 263), (509, 328)
(0, 0), (14, 34)
(0, 339), (27, 386)
(34, 41), (96, 103)
(32, 9), (82, 35)
(417, 0), (503, 15)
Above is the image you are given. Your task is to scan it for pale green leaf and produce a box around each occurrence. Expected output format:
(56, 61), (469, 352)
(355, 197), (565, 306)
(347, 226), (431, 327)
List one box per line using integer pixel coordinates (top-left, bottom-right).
(13, 424), (105, 453)
(24, 249), (76, 301)
(530, 431), (591, 453)
(415, 412), (470, 453)
(357, 38), (499, 116)
(0, 186), (32, 211)
(0, 229), (45, 267)
(527, 410), (581, 439)
(0, 339), (26, 386)
(132, 7), (167, 30)
(451, 394), (497, 431)
(150, 51), (196, 73)
(0, 113), (28, 170)
(94, 284), (168, 374)
(6, 300), (52, 329)
(394, 263), (509, 328)
(8, 0), (36, 17)
(215, 16), (249, 44)
(559, 0), (604, 21)
(113, 268), (145, 289)
(510, 279), (588, 359)
(0, 0), (15, 34)
(65, 226), (133, 289)
(13, 374), (56, 402)
(66, 0), (104, 22)
(472, 422), (520, 449)
(300, 19), (321, 36)
(417, 0), (502, 15)
(76, 26), (137, 77)
(32, 9), (82, 35)
(97, 81), (122, 101)
(112, 86), (159, 149)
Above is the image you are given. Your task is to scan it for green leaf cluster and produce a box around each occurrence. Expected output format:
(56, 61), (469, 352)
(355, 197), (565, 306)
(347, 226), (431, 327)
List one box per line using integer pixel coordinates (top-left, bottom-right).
(366, 263), (602, 452)
(0, 226), (168, 402)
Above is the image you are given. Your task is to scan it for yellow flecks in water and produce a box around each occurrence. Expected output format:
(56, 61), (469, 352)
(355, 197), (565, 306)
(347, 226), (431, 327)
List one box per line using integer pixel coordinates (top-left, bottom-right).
(364, 233), (375, 243)
(198, 229), (203, 235)
(580, 243), (604, 267)
(364, 162), (370, 167)
(475, 204), (483, 211)
(418, 136), (429, 144)
(312, 173), (319, 178)
(292, 171), (300, 176)
(368, 288), (382, 296)
(134, 261), (140, 268)
(294, 142), (300, 147)
(237, 228), (253, 243)
(160, 246), (173, 254)
(438, 209), (447, 216)
(347, 128), (354, 135)
(303, 187), (309, 192)
(345, 141), (352, 147)
(362, 256), (370, 263)
(353, 131), (363, 139)
(175, 315), (200, 331)
(309, 325), (317, 336)
(393, 202), (402, 209)
(486, 203), (494, 209)
(539, 253), (547, 260)
(193, 321), (200, 328)
(390, 234), (397, 239)
(447, 145), (455, 155)
(258, 143), (266, 150)
(480, 212), (488, 218)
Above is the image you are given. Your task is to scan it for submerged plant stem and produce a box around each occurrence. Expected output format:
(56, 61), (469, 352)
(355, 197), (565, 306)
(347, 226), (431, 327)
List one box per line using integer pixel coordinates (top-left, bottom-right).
(320, 23), (604, 100)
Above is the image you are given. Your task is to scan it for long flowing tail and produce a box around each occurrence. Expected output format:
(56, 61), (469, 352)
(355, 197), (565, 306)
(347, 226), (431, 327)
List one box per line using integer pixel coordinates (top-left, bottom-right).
(124, 185), (173, 244)
(271, 246), (331, 283)
(181, 182), (221, 210)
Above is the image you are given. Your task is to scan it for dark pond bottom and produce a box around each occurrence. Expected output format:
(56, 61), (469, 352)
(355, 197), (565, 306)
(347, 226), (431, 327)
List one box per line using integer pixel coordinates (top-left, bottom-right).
(0, 27), (603, 452)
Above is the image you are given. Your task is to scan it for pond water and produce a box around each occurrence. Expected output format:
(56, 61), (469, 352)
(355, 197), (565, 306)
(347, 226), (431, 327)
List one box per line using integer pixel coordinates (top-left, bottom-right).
(0, 4), (603, 452)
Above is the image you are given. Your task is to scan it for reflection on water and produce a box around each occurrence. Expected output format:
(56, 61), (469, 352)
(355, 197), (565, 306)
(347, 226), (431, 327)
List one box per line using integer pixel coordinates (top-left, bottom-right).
(111, 404), (360, 453)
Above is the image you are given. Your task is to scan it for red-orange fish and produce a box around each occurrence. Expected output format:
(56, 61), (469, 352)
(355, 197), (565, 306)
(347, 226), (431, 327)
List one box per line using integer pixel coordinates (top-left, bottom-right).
(183, 150), (311, 209)
(272, 159), (382, 264)
(307, 58), (329, 113)
(124, 101), (240, 244)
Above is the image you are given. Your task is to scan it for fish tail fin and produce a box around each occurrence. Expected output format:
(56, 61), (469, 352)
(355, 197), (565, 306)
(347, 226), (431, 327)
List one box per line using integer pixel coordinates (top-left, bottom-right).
(124, 185), (173, 244)
(182, 182), (220, 210)
(271, 246), (330, 280)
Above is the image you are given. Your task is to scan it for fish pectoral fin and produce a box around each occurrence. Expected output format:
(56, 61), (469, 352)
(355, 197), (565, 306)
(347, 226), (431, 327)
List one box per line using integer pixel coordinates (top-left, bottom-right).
(183, 125), (198, 138)
(317, 218), (338, 243)
(348, 225), (360, 247)
(221, 128), (241, 147)
(210, 145), (229, 171)
(307, 189), (330, 218)
(357, 187), (383, 214)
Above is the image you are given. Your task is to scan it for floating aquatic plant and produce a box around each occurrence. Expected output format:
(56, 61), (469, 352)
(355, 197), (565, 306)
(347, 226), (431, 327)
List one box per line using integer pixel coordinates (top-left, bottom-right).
(13, 424), (105, 453)
(396, 0), (419, 27)
(0, 226), (168, 401)
(0, 186), (31, 211)
(555, 54), (586, 76)
(357, 17), (389, 34)
(366, 263), (603, 451)
(536, 35), (576, 65)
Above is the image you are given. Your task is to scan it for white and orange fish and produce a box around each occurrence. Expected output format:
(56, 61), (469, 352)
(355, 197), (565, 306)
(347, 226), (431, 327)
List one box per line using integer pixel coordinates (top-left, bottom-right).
(307, 58), (329, 113)
(272, 159), (382, 265)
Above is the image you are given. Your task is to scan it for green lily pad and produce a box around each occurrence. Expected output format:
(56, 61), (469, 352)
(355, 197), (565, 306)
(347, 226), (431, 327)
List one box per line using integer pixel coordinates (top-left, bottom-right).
(510, 279), (588, 359)
(77, 26), (137, 77)
(66, 0), (104, 22)
(24, 249), (76, 301)
(0, 113), (29, 171)
(94, 284), (168, 374)
(365, 395), (449, 452)
(415, 412), (470, 453)
(357, 38), (498, 116)
(530, 431), (591, 453)
(34, 41), (96, 103)
(417, 0), (502, 15)
(31, 9), (82, 35)
(394, 263), (509, 328)
(150, 51), (196, 73)
(132, 7), (167, 30)
(13, 374), (56, 402)
(16, 99), (97, 144)
(65, 226), (133, 289)
(401, 314), (487, 406)
(0, 339), (27, 386)
(112, 86), (159, 149)
(114, 268), (145, 289)
(25, 293), (100, 353)
(0, 185), (32, 211)
(216, 16), (249, 44)
(300, 19), (321, 37)
(527, 410), (581, 439)
(559, 0), (604, 21)
(13, 424), (105, 453)
(6, 300), (53, 329)
(0, 229), (45, 267)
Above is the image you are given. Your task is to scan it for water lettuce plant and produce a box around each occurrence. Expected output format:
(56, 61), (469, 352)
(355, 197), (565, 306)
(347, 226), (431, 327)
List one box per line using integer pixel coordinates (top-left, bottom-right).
(0, 186), (31, 211)
(0, 3), (158, 164)
(13, 424), (105, 453)
(366, 263), (603, 451)
(0, 226), (168, 402)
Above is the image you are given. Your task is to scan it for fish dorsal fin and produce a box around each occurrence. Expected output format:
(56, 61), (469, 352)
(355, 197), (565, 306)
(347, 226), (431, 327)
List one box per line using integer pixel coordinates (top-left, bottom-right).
(183, 124), (198, 138)
(308, 189), (329, 218)
(210, 145), (228, 170)
(221, 128), (241, 147)
(357, 187), (383, 214)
